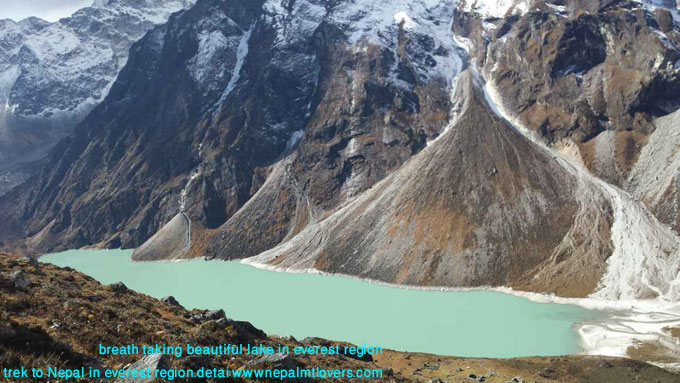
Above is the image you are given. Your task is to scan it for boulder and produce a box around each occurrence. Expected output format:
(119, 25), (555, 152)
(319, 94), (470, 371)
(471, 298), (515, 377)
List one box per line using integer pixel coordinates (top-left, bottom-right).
(210, 316), (267, 340)
(10, 271), (29, 291)
(109, 282), (128, 293)
(115, 354), (169, 383)
(468, 373), (487, 381)
(342, 346), (373, 362)
(161, 296), (181, 306)
(205, 309), (226, 321)
(537, 368), (554, 378)
(231, 320), (267, 339)
(192, 309), (226, 322)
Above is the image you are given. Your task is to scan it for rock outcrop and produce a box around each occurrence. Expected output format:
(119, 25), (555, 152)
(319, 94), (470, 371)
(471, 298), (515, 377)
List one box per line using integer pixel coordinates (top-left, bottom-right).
(115, 354), (169, 383)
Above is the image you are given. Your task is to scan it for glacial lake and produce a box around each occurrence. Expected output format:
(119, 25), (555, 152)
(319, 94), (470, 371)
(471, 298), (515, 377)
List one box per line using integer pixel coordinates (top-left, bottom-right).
(43, 249), (598, 358)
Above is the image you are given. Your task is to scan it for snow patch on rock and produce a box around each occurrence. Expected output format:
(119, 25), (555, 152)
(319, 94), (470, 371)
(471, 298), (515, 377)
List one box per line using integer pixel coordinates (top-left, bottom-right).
(262, 0), (466, 86)
(332, 0), (466, 84)
(459, 0), (531, 18)
(191, 30), (232, 84)
(635, 0), (680, 23)
(263, 0), (327, 47)
(394, 11), (417, 30)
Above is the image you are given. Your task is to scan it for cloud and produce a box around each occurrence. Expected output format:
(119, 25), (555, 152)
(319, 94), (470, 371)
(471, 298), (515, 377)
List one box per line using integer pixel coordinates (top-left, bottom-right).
(0, 0), (94, 22)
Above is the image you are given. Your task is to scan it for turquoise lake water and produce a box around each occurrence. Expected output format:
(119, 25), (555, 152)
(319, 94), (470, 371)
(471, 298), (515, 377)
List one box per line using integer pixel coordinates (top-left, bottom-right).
(43, 249), (597, 358)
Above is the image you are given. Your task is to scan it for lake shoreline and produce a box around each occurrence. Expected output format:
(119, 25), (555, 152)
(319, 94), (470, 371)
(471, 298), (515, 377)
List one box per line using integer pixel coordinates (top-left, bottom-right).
(240, 256), (680, 363)
(44, 249), (592, 359)
(42, 249), (680, 368)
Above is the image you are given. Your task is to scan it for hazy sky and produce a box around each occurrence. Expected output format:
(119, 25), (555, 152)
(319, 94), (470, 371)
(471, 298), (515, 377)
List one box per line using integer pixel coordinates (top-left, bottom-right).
(0, 0), (93, 22)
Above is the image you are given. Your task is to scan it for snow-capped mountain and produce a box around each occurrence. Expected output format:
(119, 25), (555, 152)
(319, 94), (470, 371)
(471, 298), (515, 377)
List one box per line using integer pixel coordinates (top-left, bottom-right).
(0, 0), (195, 193)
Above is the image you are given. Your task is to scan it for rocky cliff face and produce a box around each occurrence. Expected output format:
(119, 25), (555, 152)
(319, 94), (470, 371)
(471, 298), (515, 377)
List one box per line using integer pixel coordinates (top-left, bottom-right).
(0, 0), (195, 194)
(2, 0), (680, 300)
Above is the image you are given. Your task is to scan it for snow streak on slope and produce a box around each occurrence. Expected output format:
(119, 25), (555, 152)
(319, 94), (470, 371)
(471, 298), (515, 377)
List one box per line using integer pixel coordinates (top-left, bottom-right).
(216, 27), (253, 105)
(182, 212), (192, 254)
(459, 0), (531, 18)
(180, 171), (200, 213)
